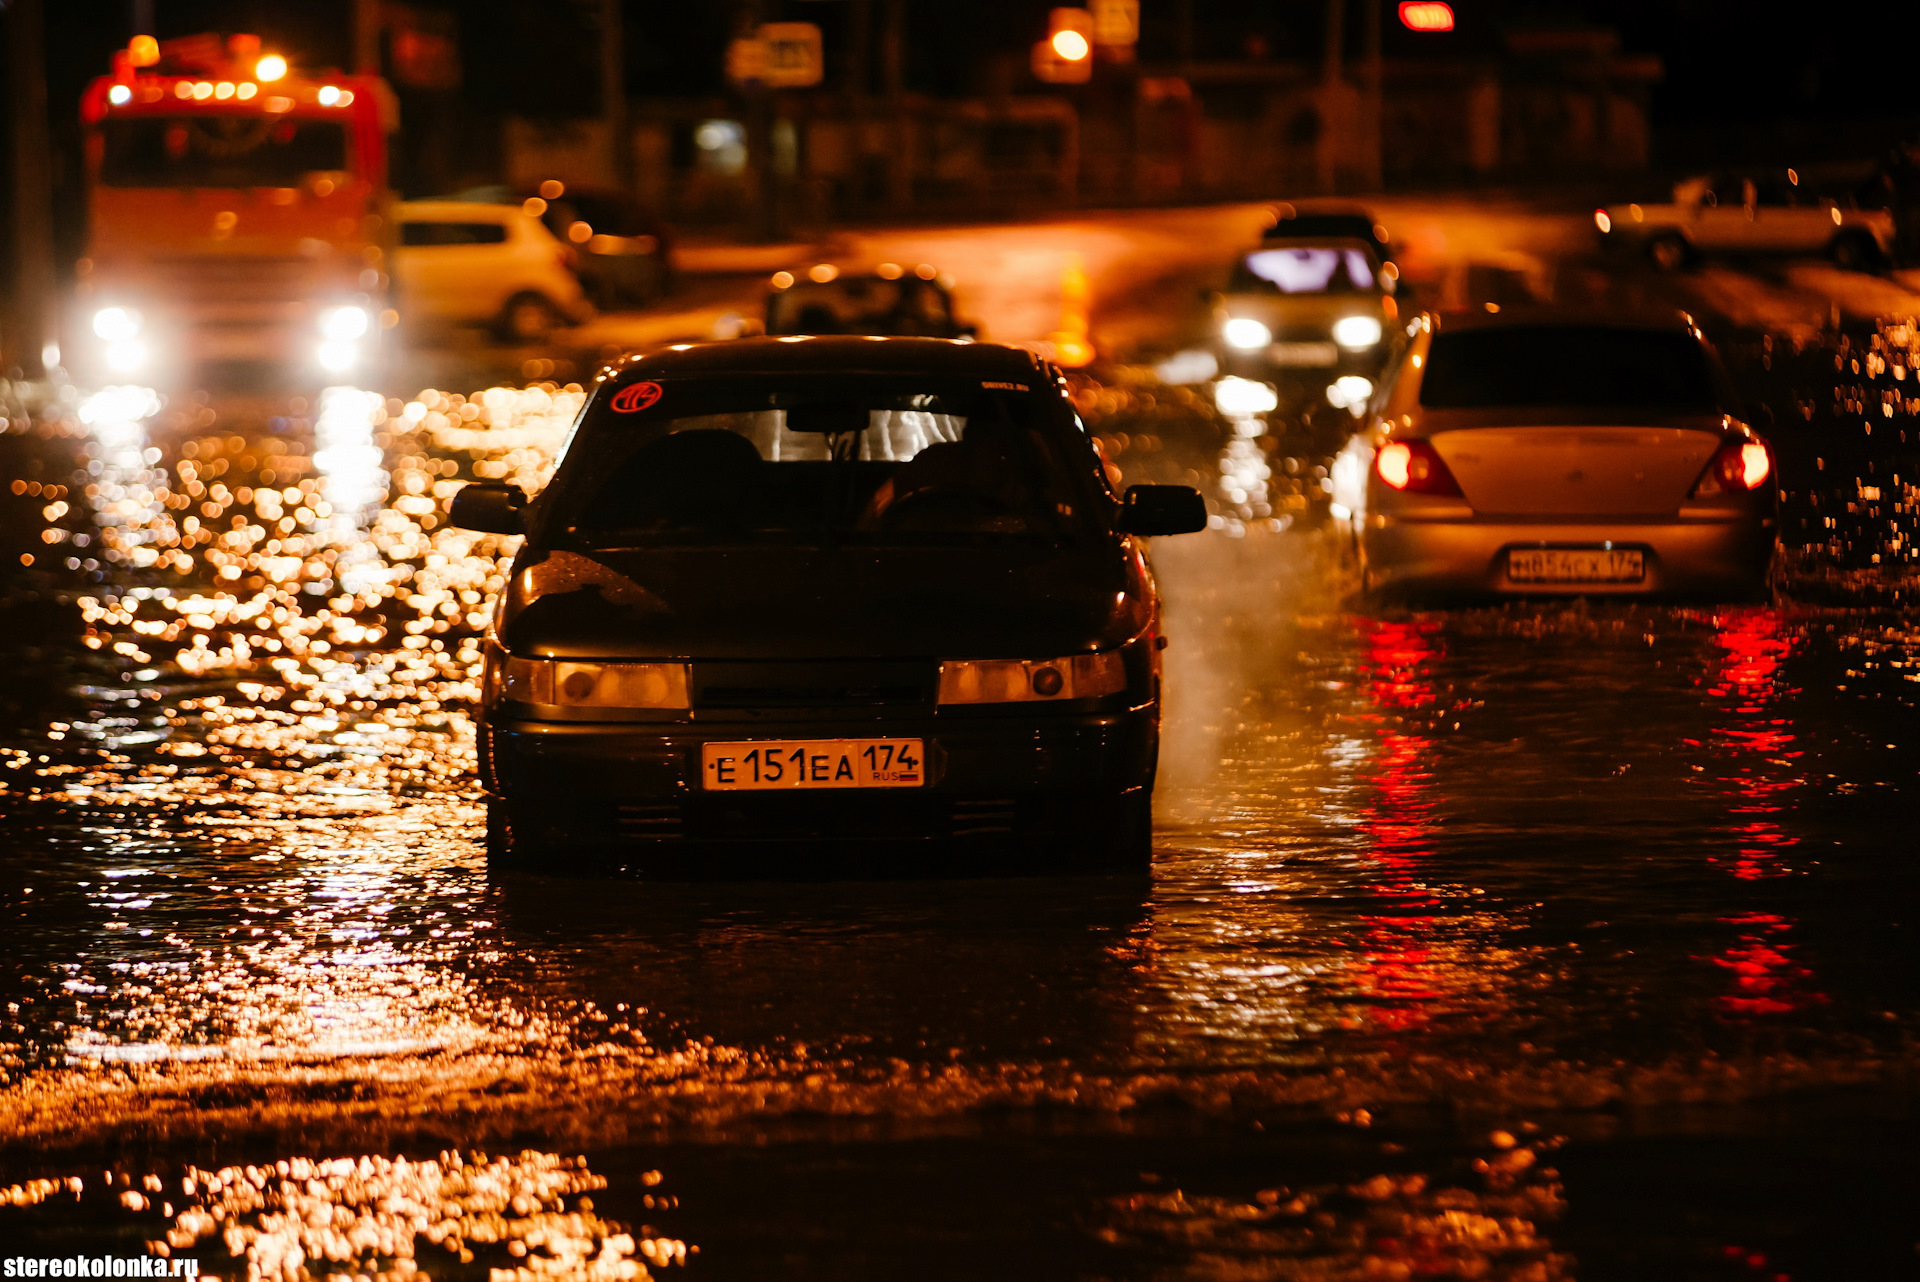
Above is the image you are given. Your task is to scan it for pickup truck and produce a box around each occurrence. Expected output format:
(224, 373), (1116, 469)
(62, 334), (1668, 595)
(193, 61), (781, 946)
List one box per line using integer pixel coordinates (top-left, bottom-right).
(1596, 169), (1895, 271)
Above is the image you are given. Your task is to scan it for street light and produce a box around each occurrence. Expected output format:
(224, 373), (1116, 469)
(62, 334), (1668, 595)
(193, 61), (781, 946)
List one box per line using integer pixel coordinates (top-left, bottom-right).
(1034, 8), (1095, 83)
(1051, 29), (1090, 61)
(1398, 2), (1455, 31)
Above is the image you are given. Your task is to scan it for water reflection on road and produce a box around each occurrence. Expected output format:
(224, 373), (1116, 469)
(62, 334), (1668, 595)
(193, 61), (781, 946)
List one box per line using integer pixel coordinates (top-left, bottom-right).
(0, 372), (1916, 1279)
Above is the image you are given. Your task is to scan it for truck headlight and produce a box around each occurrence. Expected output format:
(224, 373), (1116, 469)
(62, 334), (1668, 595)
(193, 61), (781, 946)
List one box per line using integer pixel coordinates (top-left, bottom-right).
(501, 657), (691, 708)
(937, 652), (1126, 704)
(105, 341), (148, 373)
(1331, 315), (1382, 350)
(319, 306), (370, 340)
(1222, 317), (1272, 350)
(317, 342), (357, 372)
(92, 307), (142, 342)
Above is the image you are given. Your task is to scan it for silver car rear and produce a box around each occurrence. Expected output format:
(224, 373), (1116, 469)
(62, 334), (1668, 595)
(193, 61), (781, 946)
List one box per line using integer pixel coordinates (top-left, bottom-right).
(1360, 312), (1777, 599)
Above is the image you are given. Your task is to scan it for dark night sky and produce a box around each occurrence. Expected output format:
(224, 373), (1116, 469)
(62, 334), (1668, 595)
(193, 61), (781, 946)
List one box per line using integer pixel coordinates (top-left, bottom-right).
(26, 1), (1920, 131)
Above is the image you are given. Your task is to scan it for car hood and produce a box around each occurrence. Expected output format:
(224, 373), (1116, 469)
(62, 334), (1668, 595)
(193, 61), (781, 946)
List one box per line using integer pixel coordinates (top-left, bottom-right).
(496, 542), (1153, 660)
(1221, 292), (1386, 321)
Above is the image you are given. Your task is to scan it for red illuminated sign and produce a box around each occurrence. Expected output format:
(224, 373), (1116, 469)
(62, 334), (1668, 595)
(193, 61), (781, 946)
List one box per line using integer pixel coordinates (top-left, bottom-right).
(1398, 1), (1455, 31)
(609, 381), (663, 414)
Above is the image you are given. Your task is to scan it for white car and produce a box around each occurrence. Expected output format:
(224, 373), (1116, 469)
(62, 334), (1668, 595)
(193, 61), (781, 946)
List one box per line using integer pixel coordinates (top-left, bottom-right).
(393, 201), (592, 342)
(1597, 169), (1894, 271)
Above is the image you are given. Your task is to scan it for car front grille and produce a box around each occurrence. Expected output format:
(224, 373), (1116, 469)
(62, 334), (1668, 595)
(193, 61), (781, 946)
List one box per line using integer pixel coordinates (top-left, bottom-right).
(692, 662), (935, 710)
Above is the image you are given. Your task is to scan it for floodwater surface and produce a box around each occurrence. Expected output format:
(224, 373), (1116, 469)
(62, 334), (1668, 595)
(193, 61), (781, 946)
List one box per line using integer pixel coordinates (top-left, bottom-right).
(0, 339), (1916, 1279)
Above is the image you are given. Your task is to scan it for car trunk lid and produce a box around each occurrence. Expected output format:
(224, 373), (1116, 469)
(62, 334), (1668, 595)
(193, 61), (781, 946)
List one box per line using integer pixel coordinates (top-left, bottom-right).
(1428, 425), (1722, 517)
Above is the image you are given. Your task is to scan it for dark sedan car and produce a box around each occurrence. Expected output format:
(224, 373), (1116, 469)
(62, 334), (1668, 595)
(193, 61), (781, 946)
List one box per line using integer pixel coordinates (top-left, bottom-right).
(452, 336), (1206, 876)
(766, 266), (974, 339)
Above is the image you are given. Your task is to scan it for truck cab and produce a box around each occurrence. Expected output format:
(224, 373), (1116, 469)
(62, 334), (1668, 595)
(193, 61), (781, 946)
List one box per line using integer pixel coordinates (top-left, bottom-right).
(76, 33), (396, 385)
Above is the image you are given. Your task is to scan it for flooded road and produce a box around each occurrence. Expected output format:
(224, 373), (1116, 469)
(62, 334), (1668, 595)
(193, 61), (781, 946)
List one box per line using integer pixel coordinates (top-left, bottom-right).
(1, 320), (1918, 1279)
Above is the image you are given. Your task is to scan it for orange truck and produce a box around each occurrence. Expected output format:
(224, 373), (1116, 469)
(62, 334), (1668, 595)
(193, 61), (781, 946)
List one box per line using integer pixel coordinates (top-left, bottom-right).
(76, 33), (396, 385)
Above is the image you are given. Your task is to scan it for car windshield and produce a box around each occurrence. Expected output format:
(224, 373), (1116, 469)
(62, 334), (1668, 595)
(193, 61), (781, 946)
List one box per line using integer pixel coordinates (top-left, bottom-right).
(98, 115), (350, 188)
(1231, 247), (1377, 294)
(545, 375), (1097, 547)
(1419, 327), (1724, 410)
(767, 279), (952, 335)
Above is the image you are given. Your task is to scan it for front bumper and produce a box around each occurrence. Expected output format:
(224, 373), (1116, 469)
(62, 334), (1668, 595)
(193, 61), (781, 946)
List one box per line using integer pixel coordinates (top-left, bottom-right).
(1363, 514), (1776, 598)
(485, 705), (1159, 864)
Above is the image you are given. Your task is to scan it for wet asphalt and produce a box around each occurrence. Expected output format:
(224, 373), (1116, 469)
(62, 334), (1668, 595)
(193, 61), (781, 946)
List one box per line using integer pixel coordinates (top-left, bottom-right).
(0, 267), (1916, 1280)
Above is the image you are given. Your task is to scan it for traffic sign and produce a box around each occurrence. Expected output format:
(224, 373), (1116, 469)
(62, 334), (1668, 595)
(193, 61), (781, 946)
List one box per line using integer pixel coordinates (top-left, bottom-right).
(1090, 0), (1139, 46)
(759, 22), (824, 88)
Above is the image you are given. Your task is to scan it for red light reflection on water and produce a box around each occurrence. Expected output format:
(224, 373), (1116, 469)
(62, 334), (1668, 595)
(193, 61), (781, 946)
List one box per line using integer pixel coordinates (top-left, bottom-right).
(1713, 912), (1825, 1017)
(1354, 619), (1446, 1030)
(1705, 610), (1802, 881)
(1701, 611), (1826, 1018)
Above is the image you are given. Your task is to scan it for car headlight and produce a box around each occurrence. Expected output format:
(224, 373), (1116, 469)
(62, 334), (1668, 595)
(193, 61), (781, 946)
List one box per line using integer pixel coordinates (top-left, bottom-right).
(1222, 317), (1272, 350)
(1331, 315), (1382, 350)
(938, 652), (1126, 704)
(319, 306), (370, 341)
(92, 307), (142, 342)
(501, 656), (691, 708)
(1214, 375), (1278, 416)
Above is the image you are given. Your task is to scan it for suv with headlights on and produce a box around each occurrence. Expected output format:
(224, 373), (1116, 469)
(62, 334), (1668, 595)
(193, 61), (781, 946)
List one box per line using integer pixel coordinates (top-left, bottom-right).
(1210, 219), (1401, 409)
(452, 336), (1206, 877)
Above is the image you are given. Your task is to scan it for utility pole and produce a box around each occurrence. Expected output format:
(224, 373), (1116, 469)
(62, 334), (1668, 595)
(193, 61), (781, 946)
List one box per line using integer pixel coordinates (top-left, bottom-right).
(1317, 0), (1347, 193)
(353, 0), (383, 75)
(882, 0), (911, 211)
(602, 0), (634, 193)
(6, 0), (57, 378)
(1362, 0), (1382, 189)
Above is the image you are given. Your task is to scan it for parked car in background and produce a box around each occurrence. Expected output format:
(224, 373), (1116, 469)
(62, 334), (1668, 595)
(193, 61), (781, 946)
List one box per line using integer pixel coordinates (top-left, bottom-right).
(1211, 210), (1402, 407)
(452, 336), (1207, 876)
(392, 201), (592, 343)
(1359, 307), (1777, 601)
(522, 184), (674, 308)
(766, 264), (975, 339)
(1596, 169), (1895, 271)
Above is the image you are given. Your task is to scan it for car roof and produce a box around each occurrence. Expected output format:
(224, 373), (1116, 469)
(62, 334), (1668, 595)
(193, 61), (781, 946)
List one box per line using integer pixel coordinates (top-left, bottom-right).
(1263, 212), (1389, 246)
(1429, 304), (1701, 335)
(607, 336), (1048, 380)
(395, 200), (523, 221)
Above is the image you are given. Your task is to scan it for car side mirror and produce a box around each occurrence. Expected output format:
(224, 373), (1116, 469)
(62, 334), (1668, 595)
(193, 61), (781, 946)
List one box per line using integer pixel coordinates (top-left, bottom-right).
(449, 481), (528, 535)
(1120, 484), (1207, 536)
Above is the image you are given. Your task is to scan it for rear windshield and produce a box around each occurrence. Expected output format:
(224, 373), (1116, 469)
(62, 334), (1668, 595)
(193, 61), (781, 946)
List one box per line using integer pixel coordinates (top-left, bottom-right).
(541, 375), (1102, 547)
(767, 279), (952, 336)
(1231, 247), (1377, 295)
(400, 220), (509, 246)
(1419, 327), (1723, 410)
(98, 115), (349, 188)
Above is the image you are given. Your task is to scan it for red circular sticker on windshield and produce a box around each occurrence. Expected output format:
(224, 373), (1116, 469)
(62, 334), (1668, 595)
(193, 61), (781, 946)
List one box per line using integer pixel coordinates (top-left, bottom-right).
(610, 381), (663, 414)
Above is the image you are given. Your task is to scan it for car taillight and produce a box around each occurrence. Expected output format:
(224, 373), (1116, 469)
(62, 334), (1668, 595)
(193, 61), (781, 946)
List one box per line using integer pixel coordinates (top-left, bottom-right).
(1692, 439), (1771, 496)
(1374, 439), (1462, 495)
